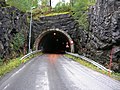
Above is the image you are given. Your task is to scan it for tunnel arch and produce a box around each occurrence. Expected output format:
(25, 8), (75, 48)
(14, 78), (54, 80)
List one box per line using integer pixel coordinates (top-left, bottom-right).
(34, 28), (74, 53)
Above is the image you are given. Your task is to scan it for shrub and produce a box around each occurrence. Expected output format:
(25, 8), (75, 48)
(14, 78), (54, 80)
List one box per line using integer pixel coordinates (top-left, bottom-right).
(71, 0), (96, 30)
(6, 0), (38, 12)
(53, 2), (71, 13)
(10, 32), (25, 53)
(0, 57), (3, 66)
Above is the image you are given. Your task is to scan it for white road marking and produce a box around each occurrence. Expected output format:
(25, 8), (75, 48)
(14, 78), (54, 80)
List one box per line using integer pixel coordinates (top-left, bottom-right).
(11, 65), (26, 78)
(3, 84), (9, 90)
(36, 67), (49, 90)
(10, 59), (33, 78)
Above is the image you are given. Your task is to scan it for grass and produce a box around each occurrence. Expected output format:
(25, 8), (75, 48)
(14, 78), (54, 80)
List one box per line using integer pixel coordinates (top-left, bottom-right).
(33, 11), (69, 20)
(44, 12), (69, 17)
(65, 54), (120, 81)
(0, 52), (42, 78)
(0, 57), (21, 78)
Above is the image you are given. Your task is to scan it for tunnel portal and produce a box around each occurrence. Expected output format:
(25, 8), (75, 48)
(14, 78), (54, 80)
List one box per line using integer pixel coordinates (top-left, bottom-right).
(34, 29), (74, 53)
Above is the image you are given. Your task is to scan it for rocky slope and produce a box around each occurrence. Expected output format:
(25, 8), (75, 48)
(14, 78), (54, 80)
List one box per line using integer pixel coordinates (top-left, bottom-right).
(0, 3), (28, 60)
(75, 0), (120, 72)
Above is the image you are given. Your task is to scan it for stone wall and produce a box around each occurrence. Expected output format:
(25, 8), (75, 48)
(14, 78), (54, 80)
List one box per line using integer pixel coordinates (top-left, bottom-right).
(75, 0), (120, 72)
(0, 6), (28, 59)
(32, 14), (78, 47)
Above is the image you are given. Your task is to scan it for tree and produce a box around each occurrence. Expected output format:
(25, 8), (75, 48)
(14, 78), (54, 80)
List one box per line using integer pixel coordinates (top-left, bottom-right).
(41, 0), (52, 7)
(49, 0), (51, 7)
(41, 0), (49, 6)
(6, 0), (38, 12)
(11, 32), (25, 53)
(71, 0), (96, 30)
(70, 0), (76, 6)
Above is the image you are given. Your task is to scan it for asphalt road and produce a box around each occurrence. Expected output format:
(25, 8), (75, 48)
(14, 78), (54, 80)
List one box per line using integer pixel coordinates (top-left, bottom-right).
(0, 54), (120, 90)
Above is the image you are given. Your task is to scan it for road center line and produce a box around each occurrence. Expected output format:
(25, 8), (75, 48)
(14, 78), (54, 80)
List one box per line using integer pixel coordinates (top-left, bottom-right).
(36, 69), (49, 90)
(3, 84), (10, 90)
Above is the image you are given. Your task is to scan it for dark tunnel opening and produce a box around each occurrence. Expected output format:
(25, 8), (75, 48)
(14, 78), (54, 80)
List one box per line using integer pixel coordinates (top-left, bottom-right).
(38, 31), (71, 54)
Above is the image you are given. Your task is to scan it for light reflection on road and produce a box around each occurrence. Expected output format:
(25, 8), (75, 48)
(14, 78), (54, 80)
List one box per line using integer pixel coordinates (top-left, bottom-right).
(47, 54), (61, 64)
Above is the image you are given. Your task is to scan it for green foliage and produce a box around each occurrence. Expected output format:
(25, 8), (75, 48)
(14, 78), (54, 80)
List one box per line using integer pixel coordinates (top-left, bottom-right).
(71, 0), (96, 30)
(0, 57), (3, 66)
(41, 6), (50, 13)
(41, 0), (49, 6)
(33, 0), (51, 15)
(53, 2), (71, 13)
(0, 57), (21, 77)
(11, 32), (25, 52)
(6, 0), (38, 12)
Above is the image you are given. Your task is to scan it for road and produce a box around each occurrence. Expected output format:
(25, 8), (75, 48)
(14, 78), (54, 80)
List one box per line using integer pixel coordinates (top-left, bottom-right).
(0, 54), (120, 90)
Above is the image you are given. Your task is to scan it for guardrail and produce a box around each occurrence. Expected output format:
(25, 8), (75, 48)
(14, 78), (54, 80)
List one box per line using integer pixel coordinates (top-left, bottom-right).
(66, 52), (112, 72)
(20, 50), (42, 60)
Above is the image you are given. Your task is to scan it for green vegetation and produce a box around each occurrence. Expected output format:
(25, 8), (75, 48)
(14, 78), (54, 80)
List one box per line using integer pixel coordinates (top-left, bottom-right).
(65, 54), (120, 81)
(6, 0), (38, 12)
(111, 73), (120, 81)
(32, 8), (69, 20)
(71, 0), (96, 30)
(53, 2), (71, 13)
(45, 12), (69, 16)
(6, 0), (96, 30)
(0, 57), (21, 77)
(0, 57), (3, 66)
(0, 52), (42, 78)
(10, 32), (25, 58)
(11, 32), (25, 52)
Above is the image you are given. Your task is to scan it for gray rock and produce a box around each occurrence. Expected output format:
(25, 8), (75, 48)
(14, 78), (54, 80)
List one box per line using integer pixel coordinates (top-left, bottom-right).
(0, 6), (28, 59)
(74, 0), (120, 72)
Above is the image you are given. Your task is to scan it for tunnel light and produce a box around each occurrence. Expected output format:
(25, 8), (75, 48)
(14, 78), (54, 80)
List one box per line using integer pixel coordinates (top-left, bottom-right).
(66, 44), (69, 48)
(62, 42), (64, 44)
(54, 33), (56, 35)
(70, 41), (74, 44)
(56, 39), (59, 41)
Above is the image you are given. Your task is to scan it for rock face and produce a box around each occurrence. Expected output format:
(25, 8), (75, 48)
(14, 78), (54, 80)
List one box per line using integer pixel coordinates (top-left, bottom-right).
(75, 0), (120, 72)
(0, 0), (7, 7)
(0, 0), (119, 72)
(0, 6), (28, 59)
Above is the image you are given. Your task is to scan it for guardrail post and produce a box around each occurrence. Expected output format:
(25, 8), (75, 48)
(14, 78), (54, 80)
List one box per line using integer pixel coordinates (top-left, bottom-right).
(108, 47), (114, 77)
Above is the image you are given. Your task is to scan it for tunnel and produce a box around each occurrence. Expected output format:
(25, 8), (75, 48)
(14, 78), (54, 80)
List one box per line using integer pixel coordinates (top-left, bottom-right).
(34, 29), (74, 53)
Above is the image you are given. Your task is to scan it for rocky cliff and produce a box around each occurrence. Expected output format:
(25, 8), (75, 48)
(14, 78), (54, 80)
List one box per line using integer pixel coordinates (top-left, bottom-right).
(0, 5), (28, 60)
(0, 0), (119, 72)
(0, 0), (7, 7)
(75, 0), (120, 72)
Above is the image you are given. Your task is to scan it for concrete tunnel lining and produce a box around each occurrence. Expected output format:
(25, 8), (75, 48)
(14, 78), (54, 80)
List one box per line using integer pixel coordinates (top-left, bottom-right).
(34, 29), (74, 53)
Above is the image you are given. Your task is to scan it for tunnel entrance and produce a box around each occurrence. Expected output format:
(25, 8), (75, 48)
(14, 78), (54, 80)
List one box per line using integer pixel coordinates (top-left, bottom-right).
(34, 29), (74, 53)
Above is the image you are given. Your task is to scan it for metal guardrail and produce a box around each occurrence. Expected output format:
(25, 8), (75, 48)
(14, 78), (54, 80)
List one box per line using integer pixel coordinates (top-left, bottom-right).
(66, 52), (112, 72)
(20, 50), (42, 60)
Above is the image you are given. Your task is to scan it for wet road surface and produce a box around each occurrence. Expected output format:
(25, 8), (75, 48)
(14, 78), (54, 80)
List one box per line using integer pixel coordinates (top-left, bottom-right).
(0, 54), (120, 90)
